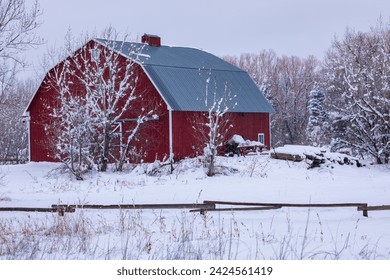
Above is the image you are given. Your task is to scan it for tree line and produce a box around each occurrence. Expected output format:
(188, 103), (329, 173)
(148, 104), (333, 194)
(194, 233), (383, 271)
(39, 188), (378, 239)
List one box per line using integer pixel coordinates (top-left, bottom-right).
(225, 20), (389, 164)
(0, 0), (40, 163)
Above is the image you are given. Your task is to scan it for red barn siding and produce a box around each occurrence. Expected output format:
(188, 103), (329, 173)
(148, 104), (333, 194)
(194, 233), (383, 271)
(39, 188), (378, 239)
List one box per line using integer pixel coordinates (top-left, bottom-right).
(171, 111), (200, 159)
(28, 82), (59, 162)
(28, 56), (171, 163)
(119, 64), (170, 162)
(171, 111), (271, 160)
(229, 112), (271, 147)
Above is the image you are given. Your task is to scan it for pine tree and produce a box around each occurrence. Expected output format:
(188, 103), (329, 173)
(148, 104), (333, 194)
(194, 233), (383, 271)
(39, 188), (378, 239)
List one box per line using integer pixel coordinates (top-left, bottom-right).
(306, 83), (326, 146)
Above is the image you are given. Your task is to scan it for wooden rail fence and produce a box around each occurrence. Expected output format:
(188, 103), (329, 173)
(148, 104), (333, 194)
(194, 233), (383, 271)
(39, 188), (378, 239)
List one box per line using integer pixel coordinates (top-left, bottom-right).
(0, 201), (389, 217)
(51, 203), (215, 210)
(201, 200), (370, 217)
(0, 203), (215, 216)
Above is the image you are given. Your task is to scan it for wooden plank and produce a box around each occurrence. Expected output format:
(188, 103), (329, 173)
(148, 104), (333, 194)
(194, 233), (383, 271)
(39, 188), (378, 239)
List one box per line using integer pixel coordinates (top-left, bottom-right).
(0, 207), (74, 213)
(52, 203), (216, 210)
(204, 200), (369, 217)
(358, 205), (390, 211)
(204, 200), (367, 208)
(190, 206), (281, 213)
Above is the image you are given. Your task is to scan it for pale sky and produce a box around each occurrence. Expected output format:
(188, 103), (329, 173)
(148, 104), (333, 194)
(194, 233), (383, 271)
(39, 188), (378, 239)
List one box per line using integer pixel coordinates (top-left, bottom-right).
(24, 0), (390, 76)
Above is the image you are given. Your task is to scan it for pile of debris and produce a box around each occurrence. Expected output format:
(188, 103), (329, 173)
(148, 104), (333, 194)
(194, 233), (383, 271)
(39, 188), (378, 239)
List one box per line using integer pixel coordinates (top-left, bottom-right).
(270, 145), (364, 168)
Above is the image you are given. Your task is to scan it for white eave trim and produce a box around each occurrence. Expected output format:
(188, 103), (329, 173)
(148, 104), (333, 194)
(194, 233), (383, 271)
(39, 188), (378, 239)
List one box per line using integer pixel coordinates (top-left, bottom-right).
(22, 76), (46, 116)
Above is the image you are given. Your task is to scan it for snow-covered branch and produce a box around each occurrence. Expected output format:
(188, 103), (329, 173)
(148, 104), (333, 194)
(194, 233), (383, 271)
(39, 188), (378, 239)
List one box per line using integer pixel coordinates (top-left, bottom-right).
(323, 23), (390, 163)
(46, 28), (158, 176)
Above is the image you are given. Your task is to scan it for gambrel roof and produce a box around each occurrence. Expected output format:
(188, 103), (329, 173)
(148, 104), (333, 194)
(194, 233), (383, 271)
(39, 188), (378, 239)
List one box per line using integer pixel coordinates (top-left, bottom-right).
(95, 38), (274, 113)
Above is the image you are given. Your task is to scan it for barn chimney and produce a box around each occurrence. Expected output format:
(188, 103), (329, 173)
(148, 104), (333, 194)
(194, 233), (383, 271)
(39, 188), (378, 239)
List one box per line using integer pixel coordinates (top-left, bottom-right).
(141, 34), (161, 47)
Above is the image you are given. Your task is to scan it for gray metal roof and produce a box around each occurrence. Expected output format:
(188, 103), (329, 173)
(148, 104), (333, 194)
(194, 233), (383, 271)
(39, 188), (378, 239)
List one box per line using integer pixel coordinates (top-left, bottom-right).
(95, 38), (274, 113)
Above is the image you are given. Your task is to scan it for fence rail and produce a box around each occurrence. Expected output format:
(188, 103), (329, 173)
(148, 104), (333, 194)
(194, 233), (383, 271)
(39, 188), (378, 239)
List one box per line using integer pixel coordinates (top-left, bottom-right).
(358, 205), (390, 212)
(202, 200), (370, 217)
(1, 201), (390, 217)
(51, 203), (215, 210)
(0, 158), (27, 165)
(0, 206), (75, 216)
(190, 206), (281, 214)
(203, 200), (368, 208)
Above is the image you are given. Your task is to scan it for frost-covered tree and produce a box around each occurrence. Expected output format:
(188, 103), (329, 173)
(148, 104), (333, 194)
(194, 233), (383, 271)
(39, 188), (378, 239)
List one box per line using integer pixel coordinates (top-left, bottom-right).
(0, 79), (34, 163)
(49, 71), (96, 179)
(323, 23), (390, 163)
(192, 76), (235, 176)
(48, 28), (158, 176)
(0, 0), (41, 104)
(306, 82), (326, 146)
(0, 0), (41, 163)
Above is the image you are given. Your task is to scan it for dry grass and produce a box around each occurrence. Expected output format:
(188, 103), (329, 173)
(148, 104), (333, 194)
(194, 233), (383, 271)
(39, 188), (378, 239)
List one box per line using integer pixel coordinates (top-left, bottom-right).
(0, 209), (384, 260)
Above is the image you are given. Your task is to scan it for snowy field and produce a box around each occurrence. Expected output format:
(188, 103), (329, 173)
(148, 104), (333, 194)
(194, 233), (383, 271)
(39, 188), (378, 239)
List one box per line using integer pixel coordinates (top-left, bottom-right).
(0, 154), (389, 260)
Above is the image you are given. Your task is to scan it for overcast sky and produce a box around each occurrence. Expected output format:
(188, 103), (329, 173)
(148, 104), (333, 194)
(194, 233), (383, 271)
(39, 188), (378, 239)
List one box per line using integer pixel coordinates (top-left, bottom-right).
(24, 0), (390, 75)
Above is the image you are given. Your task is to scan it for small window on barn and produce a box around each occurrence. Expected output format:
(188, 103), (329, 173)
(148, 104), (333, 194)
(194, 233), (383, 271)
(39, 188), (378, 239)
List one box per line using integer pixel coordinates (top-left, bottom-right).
(258, 133), (265, 144)
(90, 48), (101, 63)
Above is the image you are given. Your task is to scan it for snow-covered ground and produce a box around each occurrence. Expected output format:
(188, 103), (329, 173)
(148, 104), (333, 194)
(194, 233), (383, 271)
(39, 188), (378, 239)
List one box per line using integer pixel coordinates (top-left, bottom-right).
(0, 154), (389, 260)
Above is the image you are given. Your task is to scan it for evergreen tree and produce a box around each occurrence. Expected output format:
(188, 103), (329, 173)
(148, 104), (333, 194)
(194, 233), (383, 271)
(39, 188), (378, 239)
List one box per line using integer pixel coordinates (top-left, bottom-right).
(306, 83), (326, 146)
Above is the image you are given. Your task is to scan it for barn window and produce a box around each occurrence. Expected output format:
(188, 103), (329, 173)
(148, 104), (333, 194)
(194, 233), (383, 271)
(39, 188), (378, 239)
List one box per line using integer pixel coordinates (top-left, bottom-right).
(90, 48), (101, 63)
(258, 133), (265, 144)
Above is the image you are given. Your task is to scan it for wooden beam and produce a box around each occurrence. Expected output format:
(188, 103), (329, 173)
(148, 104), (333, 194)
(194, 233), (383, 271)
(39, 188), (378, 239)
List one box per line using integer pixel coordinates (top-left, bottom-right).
(0, 207), (58, 212)
(51, 203), (216, 210)
(204, 200), (367, 208)
(358, 205), (390, 212)
(0, 207), (75, 214)
(204, 200), (369, 217)
(358, 205), (390, 211)
(190, 206), (281, 213)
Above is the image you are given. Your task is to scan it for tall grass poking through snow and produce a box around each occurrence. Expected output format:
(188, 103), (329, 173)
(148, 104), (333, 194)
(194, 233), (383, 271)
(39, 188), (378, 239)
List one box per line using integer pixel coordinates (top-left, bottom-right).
(0, 209), (384, 260)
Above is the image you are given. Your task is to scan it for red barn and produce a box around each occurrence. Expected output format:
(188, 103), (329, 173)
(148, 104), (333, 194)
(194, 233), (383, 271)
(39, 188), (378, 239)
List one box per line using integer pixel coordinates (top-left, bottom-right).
(24, 34), (274, 163)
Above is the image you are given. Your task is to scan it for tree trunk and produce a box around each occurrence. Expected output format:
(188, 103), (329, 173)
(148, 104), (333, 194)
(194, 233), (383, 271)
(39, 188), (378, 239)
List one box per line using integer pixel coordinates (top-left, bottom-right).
(207, 150), (216, 176)
(100, 125), (111, 172)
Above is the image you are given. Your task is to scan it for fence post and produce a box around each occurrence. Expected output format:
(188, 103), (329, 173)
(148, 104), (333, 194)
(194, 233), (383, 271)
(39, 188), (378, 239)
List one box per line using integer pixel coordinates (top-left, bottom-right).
(362, 204), (368, 217)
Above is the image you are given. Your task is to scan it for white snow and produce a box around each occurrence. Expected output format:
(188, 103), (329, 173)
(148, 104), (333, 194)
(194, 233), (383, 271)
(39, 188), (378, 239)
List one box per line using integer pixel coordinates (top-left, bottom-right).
(238, 139), (264, 147)
(228, 134), (246, 145)
(0, 155), (389, 260)
(272, 145), (326, 156)
(228, 134), (265, 146)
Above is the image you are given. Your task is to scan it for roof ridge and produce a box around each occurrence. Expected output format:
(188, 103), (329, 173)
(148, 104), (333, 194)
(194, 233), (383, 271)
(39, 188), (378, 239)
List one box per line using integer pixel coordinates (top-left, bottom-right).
(144, 64), (245, 72)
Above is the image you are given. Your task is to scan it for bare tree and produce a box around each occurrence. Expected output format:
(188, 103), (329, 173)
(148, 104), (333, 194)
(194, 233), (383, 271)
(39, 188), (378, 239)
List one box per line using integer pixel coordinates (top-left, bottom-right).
(0, 78), (35, 163)
(0, 0), (41, 100)
(0, 0), (41, 59)
(225, 52), (320, 147)
(0, 0), (41, 164)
